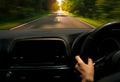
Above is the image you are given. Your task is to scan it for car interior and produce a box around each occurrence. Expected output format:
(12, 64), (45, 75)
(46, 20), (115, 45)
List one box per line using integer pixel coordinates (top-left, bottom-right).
(0, 21), (120, 82)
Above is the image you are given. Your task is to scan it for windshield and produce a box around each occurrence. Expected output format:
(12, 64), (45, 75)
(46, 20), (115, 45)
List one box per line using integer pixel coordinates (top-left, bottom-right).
(0, 0), (120, 30)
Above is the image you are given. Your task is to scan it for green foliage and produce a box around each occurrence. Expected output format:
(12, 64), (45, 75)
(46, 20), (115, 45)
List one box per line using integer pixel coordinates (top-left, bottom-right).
(62, 0), (96, 18)
(0, 11), (52, 29)
(0, 0), (56, 23)
(62, 0), (120, 22)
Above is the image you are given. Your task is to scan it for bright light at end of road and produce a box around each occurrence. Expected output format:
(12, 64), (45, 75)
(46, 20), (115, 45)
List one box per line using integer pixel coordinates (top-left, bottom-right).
(57, 0), (63, 11)
(57, 0), (62, 6)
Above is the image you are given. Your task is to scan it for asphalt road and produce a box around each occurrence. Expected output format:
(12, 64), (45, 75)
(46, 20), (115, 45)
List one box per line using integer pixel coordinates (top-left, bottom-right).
(11, 11), (95, 30)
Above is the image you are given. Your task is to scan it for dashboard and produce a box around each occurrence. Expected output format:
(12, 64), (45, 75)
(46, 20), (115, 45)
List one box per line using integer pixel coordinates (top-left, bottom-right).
(0, 29), (91, 82)
(0, 22), (120, 82)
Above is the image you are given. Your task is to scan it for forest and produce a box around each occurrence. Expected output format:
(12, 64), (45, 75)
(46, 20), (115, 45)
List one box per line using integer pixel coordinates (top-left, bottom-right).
(0, 0), (120, 28)
(62, 0), (120, 22)
(0, 0), (58, 23)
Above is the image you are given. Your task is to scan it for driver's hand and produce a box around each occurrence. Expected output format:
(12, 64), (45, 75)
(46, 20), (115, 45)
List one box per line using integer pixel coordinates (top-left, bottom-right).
(75, 55), (94, 82)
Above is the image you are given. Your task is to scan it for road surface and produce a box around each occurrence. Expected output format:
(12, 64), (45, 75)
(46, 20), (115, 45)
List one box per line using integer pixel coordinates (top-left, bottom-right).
(11, 11), (95, 30)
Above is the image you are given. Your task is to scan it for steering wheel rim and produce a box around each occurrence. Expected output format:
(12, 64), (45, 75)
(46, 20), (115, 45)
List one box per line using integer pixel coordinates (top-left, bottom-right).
(80, 21), (120, 63)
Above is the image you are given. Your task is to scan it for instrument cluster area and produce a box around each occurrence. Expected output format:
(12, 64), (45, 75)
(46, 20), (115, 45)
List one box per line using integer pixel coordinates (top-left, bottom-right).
(9, 38), (68, 66)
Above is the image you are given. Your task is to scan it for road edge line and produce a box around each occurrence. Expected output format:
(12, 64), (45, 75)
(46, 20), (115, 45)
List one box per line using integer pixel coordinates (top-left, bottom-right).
(10, 18), (43, 30)
(10, 13), (53, 30)
(78, 19), (96, 29)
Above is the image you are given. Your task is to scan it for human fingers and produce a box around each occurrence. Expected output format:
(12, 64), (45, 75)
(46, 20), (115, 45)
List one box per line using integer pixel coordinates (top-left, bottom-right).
(75, 55), (85, 66)
(88, 58), (94, 65)
(75, 63), (80, 71)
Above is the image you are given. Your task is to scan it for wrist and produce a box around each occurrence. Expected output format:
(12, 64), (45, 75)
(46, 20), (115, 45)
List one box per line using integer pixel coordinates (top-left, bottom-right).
(82, 76), (94, 82)
(82, 79), (94, 82)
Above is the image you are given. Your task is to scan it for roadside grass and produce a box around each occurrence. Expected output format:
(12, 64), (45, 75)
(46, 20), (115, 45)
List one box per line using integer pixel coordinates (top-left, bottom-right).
(64, 11), (106, 28)
(0, 22), (20, 29)
(0, 11), (53, 30)
(77, 17), (104, 27)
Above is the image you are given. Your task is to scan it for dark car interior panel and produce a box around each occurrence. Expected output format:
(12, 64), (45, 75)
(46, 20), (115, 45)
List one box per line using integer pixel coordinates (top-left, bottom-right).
(0, 22), (120, 82)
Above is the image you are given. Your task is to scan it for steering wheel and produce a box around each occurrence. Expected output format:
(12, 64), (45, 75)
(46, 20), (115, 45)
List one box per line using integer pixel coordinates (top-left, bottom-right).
(79, 21), (120, 80)
(80, 21), (120, 62)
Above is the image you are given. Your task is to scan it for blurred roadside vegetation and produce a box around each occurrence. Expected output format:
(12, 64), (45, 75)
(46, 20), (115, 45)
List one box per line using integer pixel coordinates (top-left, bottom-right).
(0, 0), (120, 29)
(0, 0), (59, 29)
(62, 0), (120, 26)
(0, 11), (52, 29)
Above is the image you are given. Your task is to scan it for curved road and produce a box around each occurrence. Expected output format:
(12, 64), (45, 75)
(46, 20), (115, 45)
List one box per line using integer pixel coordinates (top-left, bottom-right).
(11, 11), (95, 30)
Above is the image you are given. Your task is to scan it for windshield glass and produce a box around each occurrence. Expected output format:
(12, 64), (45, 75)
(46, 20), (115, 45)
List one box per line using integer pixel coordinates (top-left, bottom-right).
(0, 0), (120, 30)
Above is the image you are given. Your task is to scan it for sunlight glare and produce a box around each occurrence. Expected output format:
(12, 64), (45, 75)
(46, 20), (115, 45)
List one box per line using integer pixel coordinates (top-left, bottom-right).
(57, 0), (63, 11)
(57, 0), (62, 6)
